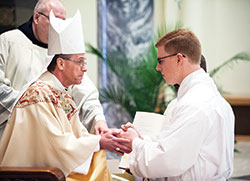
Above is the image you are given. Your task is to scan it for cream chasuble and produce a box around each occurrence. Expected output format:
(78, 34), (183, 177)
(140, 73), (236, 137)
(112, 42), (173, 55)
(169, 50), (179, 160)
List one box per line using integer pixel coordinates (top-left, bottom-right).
(0, 71), (102, 177)
(0, 29), (105, 137)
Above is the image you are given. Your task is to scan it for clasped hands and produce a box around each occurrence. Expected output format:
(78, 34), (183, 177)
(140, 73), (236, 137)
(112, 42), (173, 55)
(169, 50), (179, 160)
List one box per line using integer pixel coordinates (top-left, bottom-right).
(97, 121), (142, 155)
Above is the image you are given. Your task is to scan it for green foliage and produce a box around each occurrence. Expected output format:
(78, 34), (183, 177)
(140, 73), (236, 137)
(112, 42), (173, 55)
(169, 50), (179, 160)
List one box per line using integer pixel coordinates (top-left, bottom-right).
(86, 22), (184, 118)
(209, 52), (250, 94)
(209, 52), (250, 77)
(87, 24), (250, 119)
(87, 43), (164, 118)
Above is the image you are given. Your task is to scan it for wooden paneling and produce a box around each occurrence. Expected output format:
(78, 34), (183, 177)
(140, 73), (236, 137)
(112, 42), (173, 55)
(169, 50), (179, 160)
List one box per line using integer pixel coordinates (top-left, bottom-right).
(0, 167), (65, 181)
(223, 95), (250, 135)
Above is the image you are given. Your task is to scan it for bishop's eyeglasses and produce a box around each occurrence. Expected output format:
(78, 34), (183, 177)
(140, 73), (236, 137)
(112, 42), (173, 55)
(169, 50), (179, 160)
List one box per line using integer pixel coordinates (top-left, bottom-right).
(64, 58), (87, 68)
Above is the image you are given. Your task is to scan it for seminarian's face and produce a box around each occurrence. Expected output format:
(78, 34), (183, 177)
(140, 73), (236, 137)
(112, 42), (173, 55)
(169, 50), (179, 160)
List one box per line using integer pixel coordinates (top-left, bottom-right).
(156, 46), (179, 85)
(62, 53), (87, 87)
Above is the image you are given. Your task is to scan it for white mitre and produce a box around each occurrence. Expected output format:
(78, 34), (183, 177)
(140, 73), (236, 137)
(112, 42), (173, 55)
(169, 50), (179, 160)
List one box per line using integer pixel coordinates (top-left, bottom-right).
(10, 11), (86, 116)
(48, 10), (85, 55)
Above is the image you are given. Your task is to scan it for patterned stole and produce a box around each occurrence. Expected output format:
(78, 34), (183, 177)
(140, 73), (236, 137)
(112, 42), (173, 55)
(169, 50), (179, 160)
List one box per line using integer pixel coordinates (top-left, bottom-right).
(16, 81), (78, 121)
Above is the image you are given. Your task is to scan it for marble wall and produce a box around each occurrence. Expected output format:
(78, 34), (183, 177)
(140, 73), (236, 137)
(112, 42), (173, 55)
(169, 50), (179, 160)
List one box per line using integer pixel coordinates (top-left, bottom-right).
(98, 0), (154, 128)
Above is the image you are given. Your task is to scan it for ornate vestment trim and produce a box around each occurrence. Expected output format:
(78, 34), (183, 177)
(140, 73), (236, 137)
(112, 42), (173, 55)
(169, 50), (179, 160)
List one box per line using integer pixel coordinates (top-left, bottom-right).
(16, 81), (77, 120)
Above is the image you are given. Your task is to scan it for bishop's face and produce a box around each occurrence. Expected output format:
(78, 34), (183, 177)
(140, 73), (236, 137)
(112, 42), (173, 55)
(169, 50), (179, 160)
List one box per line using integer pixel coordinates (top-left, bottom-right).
(62, 53), (87, 87)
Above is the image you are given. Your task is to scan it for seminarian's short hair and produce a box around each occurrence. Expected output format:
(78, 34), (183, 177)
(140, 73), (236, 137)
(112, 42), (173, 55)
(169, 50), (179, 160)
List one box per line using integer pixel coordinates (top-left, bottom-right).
(155, 29), (202, 64)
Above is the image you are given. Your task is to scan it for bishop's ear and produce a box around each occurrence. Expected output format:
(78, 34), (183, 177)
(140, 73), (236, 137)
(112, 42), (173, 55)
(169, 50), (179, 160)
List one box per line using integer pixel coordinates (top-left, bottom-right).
(57, 58), (64, 70)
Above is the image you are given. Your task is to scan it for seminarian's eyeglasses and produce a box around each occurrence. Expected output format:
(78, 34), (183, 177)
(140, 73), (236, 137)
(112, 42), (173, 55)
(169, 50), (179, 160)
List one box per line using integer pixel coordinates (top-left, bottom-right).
(64, 58), (87, 68)
(157, 53), (186, 65)
(38, 12), (49, 20)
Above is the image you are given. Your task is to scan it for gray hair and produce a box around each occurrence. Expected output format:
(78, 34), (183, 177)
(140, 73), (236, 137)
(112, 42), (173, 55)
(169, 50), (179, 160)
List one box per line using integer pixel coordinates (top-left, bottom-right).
(34, 0), (48, 13)
(34, 0), (61, 14)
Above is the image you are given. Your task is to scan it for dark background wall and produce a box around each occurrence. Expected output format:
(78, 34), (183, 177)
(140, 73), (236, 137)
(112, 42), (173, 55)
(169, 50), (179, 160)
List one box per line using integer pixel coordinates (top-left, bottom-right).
(0, 0), (36, 34)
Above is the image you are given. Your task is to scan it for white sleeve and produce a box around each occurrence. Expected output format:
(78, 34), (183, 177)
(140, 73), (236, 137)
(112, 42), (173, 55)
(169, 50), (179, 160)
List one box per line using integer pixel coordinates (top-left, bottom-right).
(0, 33), (19, 123)
(129, 105), (208, 178)
(68, 74), (106, 132)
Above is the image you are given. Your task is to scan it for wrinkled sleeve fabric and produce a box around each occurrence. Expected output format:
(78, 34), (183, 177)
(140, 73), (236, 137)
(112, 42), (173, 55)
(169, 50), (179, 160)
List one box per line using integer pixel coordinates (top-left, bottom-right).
(129, 105), (208, 178)
(0, 29), (48, 126)
(0, 33), (19, 124)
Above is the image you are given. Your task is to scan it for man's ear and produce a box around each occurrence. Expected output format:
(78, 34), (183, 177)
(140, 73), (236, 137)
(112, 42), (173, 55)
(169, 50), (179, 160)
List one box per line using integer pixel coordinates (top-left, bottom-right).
(176, 53), (184, 64)
(33, 13), (39, 24)
(57, 58), (64, 70)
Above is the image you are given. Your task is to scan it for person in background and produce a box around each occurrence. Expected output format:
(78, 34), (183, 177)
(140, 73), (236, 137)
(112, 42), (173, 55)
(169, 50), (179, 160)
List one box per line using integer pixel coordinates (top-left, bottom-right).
(0, 10), (131, 180)
(0, 0), (126, 155)
(174, 54), (207, 92)
(120, 29), (235, 180)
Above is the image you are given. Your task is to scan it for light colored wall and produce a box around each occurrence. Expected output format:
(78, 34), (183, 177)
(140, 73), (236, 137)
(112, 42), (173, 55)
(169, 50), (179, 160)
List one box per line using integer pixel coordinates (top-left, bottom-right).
(154, 0), (166, 31)
(61, 0), (98, 86)
(158, 0), (250, 95)
(182, 0), (250, 95)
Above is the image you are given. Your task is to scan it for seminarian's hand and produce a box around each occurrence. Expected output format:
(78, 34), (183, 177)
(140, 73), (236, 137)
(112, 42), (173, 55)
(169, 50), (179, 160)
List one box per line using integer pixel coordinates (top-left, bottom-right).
(121, 122), (134, 131)
(99, 129), (132, 155)
(118, 128), (140, 149)
(121, 122), (142, 139)
(95, 120), (109, 135)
